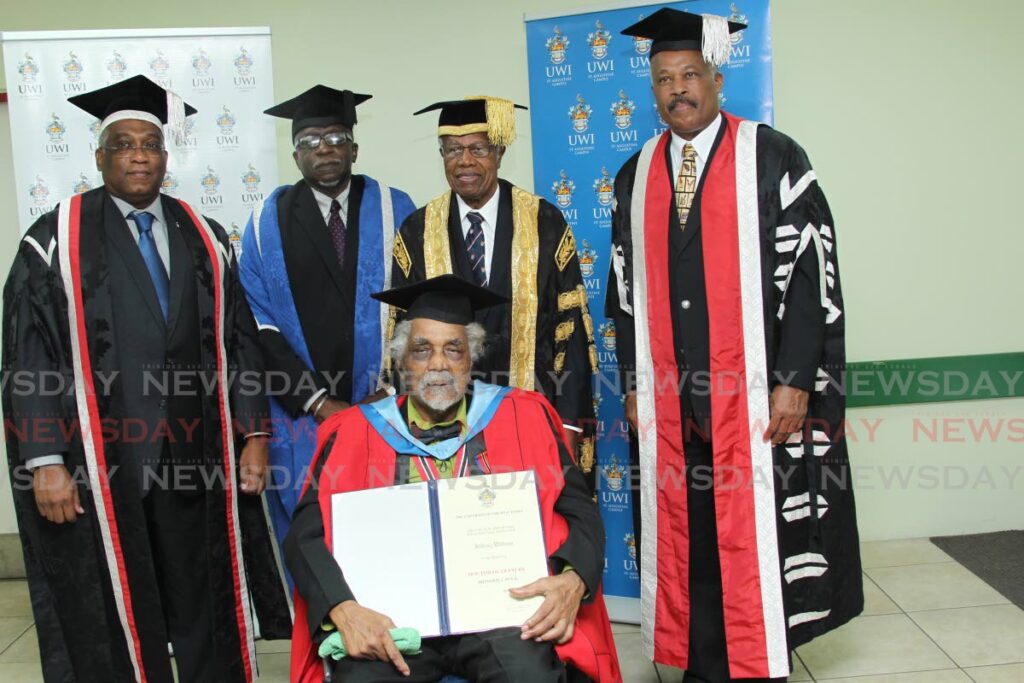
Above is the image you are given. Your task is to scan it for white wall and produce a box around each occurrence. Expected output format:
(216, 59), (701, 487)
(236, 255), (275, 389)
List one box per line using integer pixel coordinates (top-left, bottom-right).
(1, 0), (1022, 537)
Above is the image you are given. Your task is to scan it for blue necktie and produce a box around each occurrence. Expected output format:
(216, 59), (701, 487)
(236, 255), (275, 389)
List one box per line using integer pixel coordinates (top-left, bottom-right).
(465, 211), (487, 286)
(130, 211), (169, 321)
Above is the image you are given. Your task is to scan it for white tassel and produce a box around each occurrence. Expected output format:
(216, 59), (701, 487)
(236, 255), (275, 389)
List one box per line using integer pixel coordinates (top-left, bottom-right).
(166, 89), (187, 145)
(701, 14), (732, 66)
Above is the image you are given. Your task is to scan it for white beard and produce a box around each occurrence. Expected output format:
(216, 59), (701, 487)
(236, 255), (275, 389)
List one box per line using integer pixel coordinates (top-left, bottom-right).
(412, 370), (466, 413)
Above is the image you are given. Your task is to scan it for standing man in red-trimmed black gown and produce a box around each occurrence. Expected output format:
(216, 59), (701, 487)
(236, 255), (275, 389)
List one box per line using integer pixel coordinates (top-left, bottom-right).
(3, 75), (289, 683)
(606, 8), (862, 682)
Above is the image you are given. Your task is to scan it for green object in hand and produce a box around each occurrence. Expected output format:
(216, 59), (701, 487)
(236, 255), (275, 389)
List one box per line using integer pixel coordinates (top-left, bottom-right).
(317, 627), (422, 661)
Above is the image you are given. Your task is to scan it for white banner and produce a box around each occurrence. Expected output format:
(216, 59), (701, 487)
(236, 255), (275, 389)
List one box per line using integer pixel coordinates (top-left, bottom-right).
(2, 27), (278, 250)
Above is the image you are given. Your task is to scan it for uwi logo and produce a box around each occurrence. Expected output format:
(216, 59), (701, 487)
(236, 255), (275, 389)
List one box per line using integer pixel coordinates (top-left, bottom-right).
(632, 15), (653, 55)
(234, 47), (254, 76)
(241, 164), (261, 192)
(228, 223), (244, 258)
(552, 170), (575, 208)
(63, 52), (84, 83)
(568, 94), (592, 133)
(201, 167), (221, 195)
(150, 50), (171, 78)
(18, 53), (40, 84)
(593, 168), (614, 206)
(478, 488), (497, 508)
(46, 113), (66, 142)
(578, 239), (597, 277)
(72, 174), (92, 194)
(29, 176), (50, 206)
(592, 393), (603, 414)
(89, 119), (102, 140)
(610, 90), (636, 129)
(598, 320), (616, 351)
(625, 533), (637, 562)
(192, 48), (213, 77)
(604, 455), (626, 492)
(161, 172), (179, 195)
(217, 106), (237, 135)
(730, 3), (748, 45)
(546, 26), (569, 65)
(107, 51), (127, 81)
(587, 20), (611, 59)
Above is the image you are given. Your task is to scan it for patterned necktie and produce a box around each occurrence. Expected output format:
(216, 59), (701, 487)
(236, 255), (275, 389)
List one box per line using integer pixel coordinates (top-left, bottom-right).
(675, 142), (697, 228)
(328, 199), (347, 268)
(465, 211), (487, 285)
(129, 210), (169, 320)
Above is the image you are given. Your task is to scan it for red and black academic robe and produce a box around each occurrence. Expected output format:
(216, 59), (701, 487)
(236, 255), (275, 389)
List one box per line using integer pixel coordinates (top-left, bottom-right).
(391, 179), (599, 487)
(605, 113), (862, 677)
(285, 388), (621, 683)
(2, 188), (291, 683)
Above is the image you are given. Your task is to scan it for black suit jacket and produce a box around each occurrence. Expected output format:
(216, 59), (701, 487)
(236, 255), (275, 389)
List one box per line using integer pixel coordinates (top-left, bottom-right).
(103, 194), (206, 493)
(256, 178), (366, 414)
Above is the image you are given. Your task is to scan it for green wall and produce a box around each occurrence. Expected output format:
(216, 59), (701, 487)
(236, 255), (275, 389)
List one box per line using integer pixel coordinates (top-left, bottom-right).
(1, 0), (1022, 538)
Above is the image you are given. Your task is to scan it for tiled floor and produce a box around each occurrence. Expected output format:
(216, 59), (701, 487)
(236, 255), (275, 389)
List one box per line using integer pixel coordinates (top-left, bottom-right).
(1, 538), (1021, 682)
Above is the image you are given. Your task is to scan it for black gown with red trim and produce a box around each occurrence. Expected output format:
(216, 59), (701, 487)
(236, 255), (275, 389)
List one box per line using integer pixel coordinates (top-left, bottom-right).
(2, 187), (291, 683)
(605, 113), (862, 676)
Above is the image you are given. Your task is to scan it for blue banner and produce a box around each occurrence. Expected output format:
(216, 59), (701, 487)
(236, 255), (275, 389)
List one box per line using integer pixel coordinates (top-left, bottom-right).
(525, 0), (773, 603)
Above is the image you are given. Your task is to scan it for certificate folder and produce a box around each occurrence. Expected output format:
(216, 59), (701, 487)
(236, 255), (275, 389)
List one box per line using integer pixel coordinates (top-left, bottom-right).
(331, 470), (549, 637)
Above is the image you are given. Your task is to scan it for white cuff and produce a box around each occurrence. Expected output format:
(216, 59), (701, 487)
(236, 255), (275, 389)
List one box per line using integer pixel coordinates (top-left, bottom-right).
(245, 432), (271, 439)
(302, 388), (328, 413)
(562, 423), (583, 434)
(25, 455), (65, 471)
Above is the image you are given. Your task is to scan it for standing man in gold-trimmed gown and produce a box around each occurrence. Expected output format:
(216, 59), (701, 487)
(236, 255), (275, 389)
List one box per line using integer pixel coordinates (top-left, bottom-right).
(390, 97), (598, 488)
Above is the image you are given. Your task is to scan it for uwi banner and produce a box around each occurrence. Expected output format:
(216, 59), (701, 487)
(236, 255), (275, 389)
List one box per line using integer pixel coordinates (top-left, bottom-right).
(2, 26), (278, 253)
(525, 0), (773, 618)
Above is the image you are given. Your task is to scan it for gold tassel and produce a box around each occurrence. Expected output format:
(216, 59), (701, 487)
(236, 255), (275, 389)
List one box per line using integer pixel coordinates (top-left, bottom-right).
(467, 95), (517, 147)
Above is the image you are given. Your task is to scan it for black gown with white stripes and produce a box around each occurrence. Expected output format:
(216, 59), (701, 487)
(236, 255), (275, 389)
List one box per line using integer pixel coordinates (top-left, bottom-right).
(606, 113), (863, 676)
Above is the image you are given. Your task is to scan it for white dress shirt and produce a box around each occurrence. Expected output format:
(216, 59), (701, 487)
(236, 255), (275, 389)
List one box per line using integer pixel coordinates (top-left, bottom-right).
(669, 113), (723, 186)
(455, 186), (500, 281)
(310, 183), (350, 225)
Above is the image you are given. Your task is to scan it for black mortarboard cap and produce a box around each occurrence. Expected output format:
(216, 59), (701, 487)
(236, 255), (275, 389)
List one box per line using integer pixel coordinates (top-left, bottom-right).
(620, 8), (746, 63)
(413, 97), (527, 146)
(264, 85), (371, 138)
(371, 274), (508, 326)
(67, 74), (195, 133)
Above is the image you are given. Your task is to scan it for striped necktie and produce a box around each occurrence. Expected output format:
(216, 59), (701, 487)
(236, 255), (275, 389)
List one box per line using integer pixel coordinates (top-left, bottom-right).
(676, 142), (697, 229)
(465, 211), (487, 285)
(129, 210), (169, 320)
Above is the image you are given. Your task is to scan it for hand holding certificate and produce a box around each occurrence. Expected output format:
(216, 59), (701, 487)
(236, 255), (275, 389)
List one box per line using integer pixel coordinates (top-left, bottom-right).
(510, 568), (587, 644)
(330, 470), (551, 638)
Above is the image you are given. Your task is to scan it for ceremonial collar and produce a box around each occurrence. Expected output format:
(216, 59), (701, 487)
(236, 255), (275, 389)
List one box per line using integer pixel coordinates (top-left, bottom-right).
(360, 381), (510, 460)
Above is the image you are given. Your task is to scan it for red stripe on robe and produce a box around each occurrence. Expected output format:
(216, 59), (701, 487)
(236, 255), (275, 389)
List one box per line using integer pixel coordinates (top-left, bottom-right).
(177, 200), (254, 681)
(642, 113), (774, 676)
(67, 192), (148, 681)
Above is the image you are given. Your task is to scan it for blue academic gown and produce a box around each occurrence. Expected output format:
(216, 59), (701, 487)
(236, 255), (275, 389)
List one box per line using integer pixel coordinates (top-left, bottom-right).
(239, 175), (415, 584)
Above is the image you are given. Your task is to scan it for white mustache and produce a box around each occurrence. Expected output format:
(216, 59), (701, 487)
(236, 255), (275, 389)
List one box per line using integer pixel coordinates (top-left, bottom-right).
(420, 370), (456, 388)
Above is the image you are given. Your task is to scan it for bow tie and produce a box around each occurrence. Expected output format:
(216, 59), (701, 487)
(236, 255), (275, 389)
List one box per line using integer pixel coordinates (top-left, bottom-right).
(410, 422), (463, 445)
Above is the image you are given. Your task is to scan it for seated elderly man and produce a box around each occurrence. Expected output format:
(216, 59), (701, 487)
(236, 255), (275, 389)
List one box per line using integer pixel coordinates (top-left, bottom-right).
(285, 275), (620, 683)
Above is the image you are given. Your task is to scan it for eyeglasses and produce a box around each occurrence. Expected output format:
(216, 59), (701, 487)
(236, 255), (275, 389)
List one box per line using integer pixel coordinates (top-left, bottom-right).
(103, 141), (165, 156)
(440, 143), (495, 160)
(295, 132), (353, 150)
